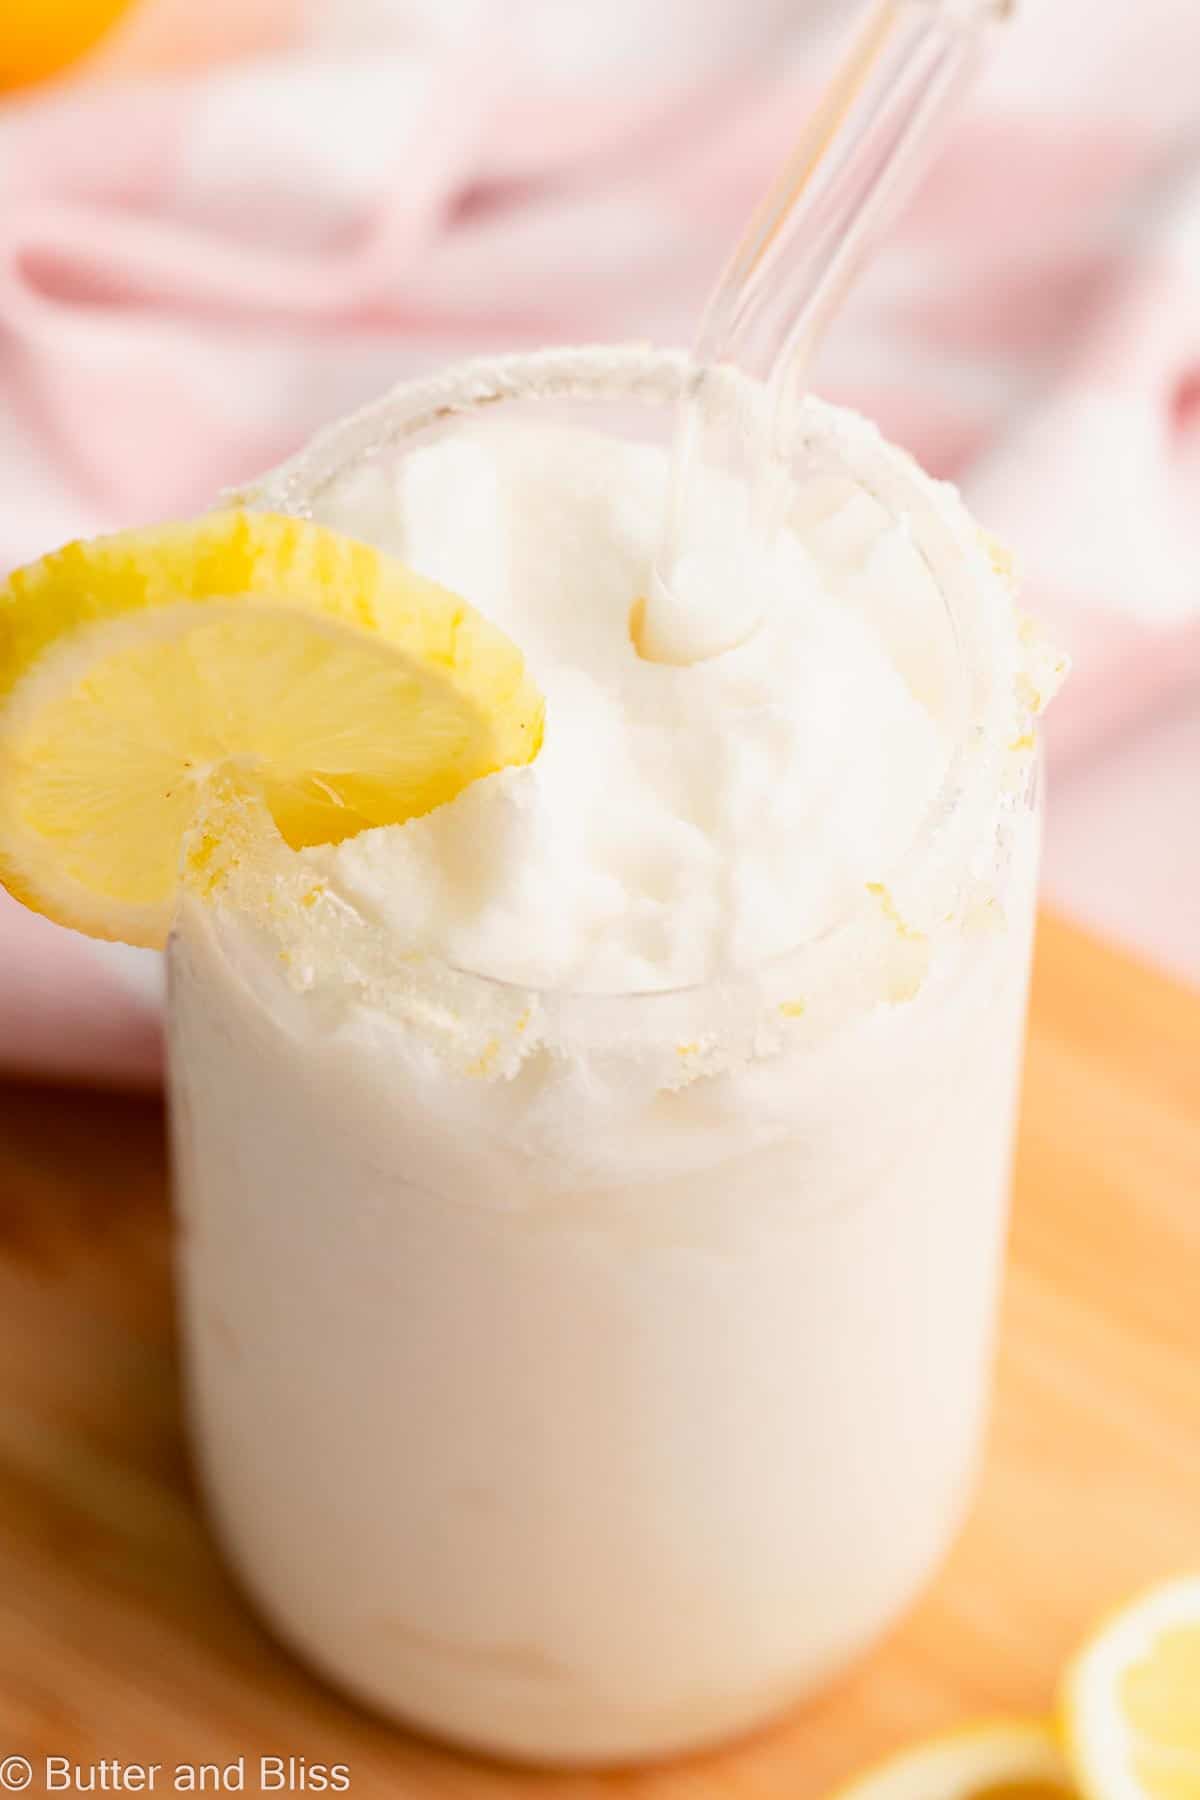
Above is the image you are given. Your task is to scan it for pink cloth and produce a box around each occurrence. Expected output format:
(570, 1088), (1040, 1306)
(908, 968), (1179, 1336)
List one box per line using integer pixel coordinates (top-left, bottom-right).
(2, 0), (1198, 1083)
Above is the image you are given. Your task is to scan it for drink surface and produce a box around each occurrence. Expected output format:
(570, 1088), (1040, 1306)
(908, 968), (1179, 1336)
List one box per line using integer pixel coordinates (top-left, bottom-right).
(281, 416), (951, 993)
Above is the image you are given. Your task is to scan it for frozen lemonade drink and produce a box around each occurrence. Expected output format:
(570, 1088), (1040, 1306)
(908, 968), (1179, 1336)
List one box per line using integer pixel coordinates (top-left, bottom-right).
(0, 346), (1063, 1764)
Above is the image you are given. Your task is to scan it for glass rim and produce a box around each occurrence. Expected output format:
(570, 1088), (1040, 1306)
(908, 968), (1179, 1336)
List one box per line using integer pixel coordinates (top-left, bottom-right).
(222, 342), (1034, 1024)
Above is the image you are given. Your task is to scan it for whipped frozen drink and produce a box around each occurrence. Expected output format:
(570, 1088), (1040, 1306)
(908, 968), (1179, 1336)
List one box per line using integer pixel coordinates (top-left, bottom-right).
(168, 348), (1060, 1763)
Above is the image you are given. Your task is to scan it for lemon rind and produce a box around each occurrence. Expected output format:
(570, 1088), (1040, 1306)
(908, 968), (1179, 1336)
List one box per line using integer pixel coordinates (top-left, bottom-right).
(823, 1718), (1070, 1800)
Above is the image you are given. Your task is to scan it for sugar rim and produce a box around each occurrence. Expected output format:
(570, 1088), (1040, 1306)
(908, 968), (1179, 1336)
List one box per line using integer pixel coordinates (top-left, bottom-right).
(211, 342), (1037, 1053)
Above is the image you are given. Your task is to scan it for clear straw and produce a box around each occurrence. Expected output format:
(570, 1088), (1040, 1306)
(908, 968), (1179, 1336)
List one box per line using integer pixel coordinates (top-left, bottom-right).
(635, 0), (1013, 664)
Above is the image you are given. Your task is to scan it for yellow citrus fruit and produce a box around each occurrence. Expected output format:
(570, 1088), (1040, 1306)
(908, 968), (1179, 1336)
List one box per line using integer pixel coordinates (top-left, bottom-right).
(0, 509), (543, 947)
(1062, 1575), (1200, 1800)
(0, 0), (139, 89)
(825, 1721), (1076, 1800)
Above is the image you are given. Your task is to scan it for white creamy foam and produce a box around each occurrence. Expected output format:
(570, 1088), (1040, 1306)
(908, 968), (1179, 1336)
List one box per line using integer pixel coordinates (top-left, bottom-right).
(297, 418), (954, 994)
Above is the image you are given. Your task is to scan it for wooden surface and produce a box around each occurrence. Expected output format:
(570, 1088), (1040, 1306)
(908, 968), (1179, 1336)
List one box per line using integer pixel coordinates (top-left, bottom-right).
(0, 912), (1197, 1797)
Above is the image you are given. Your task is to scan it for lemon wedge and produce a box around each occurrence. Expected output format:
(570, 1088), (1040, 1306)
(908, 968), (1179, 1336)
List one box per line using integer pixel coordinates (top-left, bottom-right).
(825, 1721), (1075, 1800)
(0, 510), (543, 947)
(1062, 1575), (1200, 1800)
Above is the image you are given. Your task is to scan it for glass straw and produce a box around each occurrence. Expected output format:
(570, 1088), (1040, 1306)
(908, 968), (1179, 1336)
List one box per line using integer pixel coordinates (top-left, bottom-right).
(636, 0), (1013, 665)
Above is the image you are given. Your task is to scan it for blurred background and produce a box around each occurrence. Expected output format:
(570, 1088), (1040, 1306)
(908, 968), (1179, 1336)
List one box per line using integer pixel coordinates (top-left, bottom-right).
(0, 0), (1197, 1084)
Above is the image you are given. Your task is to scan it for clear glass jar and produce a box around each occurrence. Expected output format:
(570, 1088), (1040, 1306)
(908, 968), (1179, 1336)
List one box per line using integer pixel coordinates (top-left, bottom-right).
(168, 346), (1043, 1766)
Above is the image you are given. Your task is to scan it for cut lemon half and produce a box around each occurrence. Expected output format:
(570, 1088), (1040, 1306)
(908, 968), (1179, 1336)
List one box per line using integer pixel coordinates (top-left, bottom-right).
(826, 1721), (1075, 1800)
(1062, 1575), (1200, 1800)
(0, 510), (543, 947)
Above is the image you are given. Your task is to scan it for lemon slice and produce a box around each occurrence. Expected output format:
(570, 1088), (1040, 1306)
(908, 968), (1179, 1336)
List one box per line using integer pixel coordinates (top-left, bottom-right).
(1062, 1575), (1200, 1800)
(0, 510), (543, 947)
(1, 0), (136, 88)
(826, 1722), (1075, 1800)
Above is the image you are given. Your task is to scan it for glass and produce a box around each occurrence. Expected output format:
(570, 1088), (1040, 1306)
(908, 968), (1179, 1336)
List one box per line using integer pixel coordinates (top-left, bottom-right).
(168, 346), (1042, 1767)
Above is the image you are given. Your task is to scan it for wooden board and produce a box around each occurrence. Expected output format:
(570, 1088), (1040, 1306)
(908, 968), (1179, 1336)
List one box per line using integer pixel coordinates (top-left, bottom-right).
(0, 912), (1197, 1797)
